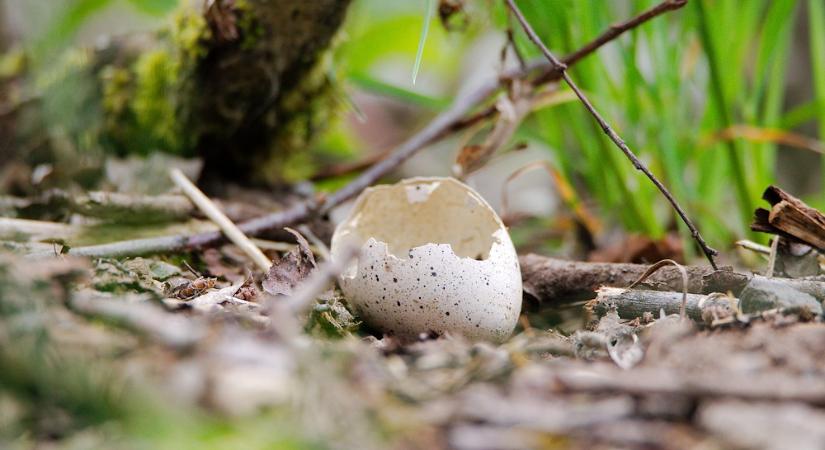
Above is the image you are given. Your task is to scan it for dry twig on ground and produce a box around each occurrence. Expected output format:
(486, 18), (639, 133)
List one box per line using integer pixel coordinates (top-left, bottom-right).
(170, 169), (271, 272)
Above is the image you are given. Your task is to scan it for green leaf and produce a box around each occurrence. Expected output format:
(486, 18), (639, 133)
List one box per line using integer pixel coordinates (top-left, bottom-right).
(126, 0), (179, 17)
(34, 0), (113, 60)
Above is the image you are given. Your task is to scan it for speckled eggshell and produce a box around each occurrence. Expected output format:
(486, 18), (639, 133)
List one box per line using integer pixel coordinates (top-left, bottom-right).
(330, 177), (522, 342)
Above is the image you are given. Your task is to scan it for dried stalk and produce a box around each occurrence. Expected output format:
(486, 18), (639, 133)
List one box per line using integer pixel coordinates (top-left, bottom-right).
(170, 169), (271, 272)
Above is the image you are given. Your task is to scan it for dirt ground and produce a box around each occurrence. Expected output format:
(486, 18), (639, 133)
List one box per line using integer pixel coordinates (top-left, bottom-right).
(3, 249), (825, 450)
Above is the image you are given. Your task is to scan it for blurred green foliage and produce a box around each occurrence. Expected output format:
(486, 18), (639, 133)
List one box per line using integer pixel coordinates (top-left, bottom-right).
(502, 0), (822, 252)
(32, 0), (178, 62)
(330, 0), (824, 252)
(13, 0), (825, 248)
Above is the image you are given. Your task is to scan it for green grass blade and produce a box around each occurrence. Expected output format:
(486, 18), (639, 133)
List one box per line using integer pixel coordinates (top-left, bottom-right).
(809, 0), (825, 195)
(695, 0), (754, 234)
(411, 0), (436, 86)
(348, 73), (450, 110)
(780, 100), (818, 129)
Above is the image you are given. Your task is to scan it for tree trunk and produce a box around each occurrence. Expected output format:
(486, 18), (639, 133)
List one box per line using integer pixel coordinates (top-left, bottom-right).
(8, 0), (352, 188)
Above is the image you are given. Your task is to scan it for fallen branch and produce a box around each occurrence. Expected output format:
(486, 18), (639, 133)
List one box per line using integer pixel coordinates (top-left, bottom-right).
(626, 259), (689, 319)
(520, 254), (744, 304)
(587, 287), (734, 322)
(1, 191), (194, 223)
(46, 0), (687, 259)
(505, 0), (718, 269)
(73, 191), (194, 223)
(521, 254), (825, 305)
(0, 217), (78, 242)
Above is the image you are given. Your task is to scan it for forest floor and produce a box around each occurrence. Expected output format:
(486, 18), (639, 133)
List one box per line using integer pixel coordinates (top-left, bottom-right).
(2, 188), (824, 450)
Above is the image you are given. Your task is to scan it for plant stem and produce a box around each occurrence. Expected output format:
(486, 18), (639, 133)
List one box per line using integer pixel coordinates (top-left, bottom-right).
(505, 0), (718, 269)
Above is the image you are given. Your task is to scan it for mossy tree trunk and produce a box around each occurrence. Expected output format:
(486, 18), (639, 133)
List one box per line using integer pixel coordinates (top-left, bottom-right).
(8, 0), (352, 188)
(193, 0), (352, 186)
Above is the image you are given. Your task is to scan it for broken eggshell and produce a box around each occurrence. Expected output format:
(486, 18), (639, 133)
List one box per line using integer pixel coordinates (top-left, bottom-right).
(330, 177), (522, 342)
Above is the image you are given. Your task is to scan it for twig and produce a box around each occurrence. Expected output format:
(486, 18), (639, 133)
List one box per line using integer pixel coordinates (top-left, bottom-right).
(735, 239), (771, 255)
(170, 169), (271, 272)
(0, 217), (78, 242)
(297, 224), (331, 261)
(251, 238), (319, 254)
(41, 0), (688, 259)
(309, 150), (389, 181)
(531, 0), (689, 85)
(504, 8), (527, 70)
(626, 259), (689, 319)
(505, 0), (718, 270)
(588, 287), (734, 322)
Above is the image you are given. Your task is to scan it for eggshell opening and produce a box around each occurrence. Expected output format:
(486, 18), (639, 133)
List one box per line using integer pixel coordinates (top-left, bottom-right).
(331, 177), (522, 342)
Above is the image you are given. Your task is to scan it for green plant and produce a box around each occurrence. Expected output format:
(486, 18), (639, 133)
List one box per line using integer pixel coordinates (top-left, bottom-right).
(503, 0), (801, 251)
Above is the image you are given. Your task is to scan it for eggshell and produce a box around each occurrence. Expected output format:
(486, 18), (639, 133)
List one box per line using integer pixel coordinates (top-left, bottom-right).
(331, 177), (522, 342)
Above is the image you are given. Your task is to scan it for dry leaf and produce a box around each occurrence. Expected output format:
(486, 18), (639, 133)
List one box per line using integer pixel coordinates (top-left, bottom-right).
(262, 227), (317, 296)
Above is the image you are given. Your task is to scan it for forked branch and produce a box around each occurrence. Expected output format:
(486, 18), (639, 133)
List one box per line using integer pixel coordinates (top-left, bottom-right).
(505, 0), (718, 269)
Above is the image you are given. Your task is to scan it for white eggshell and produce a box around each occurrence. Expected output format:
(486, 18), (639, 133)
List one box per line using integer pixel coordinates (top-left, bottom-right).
(330, 177), (522, 342)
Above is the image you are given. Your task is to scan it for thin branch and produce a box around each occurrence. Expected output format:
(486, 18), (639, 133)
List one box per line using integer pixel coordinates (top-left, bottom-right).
(625, 259), (689, 320)
(50, 0), (688, 259)
(533, 0), (688, 85)
(505, 0), (719, 270)
(505, 9), (527, 70)
(170, 169), (271, 272)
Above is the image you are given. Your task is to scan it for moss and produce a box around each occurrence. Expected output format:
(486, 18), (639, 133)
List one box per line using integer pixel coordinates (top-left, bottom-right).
(262, 52), (342, 183)
(234, 0), (265, 50)
(96, 7), (211, 157)
(0, 48), (26, 79)
(132, 49), (183, 153)
(169, 8), (211, 62)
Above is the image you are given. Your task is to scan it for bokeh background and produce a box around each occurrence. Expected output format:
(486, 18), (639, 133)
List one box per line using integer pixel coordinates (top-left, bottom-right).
(1, 0), (823, 260)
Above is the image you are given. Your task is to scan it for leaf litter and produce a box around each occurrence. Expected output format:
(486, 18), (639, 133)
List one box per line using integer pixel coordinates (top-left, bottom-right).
(2, 236), (825, 449)
(0, 248), (825, 449)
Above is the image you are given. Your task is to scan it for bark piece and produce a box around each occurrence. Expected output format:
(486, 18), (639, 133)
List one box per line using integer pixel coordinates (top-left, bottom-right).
(752, 185), (825, 251)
